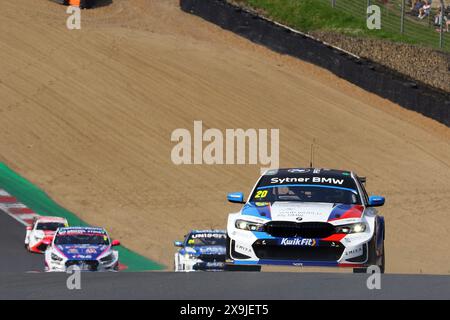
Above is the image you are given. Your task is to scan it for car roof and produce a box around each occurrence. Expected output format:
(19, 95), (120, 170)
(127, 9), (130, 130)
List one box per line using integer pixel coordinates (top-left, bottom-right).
(36, 216), (67, 223)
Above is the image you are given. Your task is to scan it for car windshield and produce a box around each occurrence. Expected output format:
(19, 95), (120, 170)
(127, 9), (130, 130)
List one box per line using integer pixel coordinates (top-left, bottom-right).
(54, 233), (109, 245)
(186, 233), (226, 247)
(250, 185), (361, 204)
(36, 222), (65, 231)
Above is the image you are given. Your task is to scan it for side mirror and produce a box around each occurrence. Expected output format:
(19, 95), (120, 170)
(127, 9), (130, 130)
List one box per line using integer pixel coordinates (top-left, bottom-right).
(174, 241), (183, 247)
(26, 226), (32, 231)
(368, 195), (385, 207)
(227, 192), (245, 204)
(111, 240), (121, 247)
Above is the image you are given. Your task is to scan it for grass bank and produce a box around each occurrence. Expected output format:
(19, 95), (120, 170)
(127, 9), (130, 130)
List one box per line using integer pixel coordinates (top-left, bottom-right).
(233, 0), (450, 52)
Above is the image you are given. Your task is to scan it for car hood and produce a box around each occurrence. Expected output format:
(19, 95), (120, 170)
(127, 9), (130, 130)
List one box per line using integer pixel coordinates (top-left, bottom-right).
(242, 202), (365, 223)
(184, 246), (226, 256)
(56, 244), (109, 260)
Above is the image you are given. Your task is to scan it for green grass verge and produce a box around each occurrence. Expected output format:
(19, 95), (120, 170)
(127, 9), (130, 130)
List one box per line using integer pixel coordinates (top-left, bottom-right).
(0, 162), (164, 271)
(235, 0), (450, 51)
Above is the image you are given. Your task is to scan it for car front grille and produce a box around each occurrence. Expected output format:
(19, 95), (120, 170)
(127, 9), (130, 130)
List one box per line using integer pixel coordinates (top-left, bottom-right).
(264, 221), (335, 238)
(198, 254), (226, 263)
(36, 243), (48, 252)
(252, 244), (344, 261)
(65, 260), (99, 271)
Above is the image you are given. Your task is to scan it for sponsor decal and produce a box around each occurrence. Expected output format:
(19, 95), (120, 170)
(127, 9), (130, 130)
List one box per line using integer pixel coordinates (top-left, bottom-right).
(276, 209), (324, 218)
(330, 242), (338, 247)
(344, 245), (364, 259)
(73, 255), (93, 259)
(270, 177), (345, 185)
(205, 262), (225, 267)
(279, 238), (317, 246)
(58, 228), (106, 236)
(235, 244), (252, 253)
(191, 233), (226, 239)
(197, 246), (225, 254)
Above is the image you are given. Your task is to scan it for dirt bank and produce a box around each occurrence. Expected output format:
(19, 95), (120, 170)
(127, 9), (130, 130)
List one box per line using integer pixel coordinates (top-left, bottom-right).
(312, 31), (450, 93)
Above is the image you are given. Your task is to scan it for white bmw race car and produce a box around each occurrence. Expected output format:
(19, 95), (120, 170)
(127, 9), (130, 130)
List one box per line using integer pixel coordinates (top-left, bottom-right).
(226, 168), (386, 273)
(25, 216), (68, 253)
(45, 227), (120, 272)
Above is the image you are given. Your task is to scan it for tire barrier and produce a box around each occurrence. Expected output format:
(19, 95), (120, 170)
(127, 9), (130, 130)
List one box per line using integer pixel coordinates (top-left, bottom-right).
(180, 0), (450, 127)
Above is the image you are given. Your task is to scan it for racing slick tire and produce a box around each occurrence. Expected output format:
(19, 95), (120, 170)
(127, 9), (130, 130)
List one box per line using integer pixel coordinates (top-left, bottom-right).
(353, 236), (385, 274)
(224, 264), (262, 272)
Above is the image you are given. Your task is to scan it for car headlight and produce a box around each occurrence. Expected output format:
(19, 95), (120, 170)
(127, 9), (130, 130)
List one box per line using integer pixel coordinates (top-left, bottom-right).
(183, 253), (197, 259)
(100, 253), (114, 264)
(34, 232), (44, 240)
(235, 219), (265, 232)
(335, 223), (367, 234)
(51, 253), (63, 262)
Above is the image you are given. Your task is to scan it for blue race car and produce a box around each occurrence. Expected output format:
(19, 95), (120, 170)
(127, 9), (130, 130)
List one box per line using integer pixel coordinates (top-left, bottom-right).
(174, 230), (227, 272)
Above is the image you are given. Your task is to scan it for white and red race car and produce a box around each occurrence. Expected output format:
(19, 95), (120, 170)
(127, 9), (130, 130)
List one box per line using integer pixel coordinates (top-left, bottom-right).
(25, 216), (68, 253)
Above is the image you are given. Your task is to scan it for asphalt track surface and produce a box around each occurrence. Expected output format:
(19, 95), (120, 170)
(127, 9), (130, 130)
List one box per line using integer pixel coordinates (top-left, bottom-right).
(0, 211), (43, 273)
(1, 210), (450, 299)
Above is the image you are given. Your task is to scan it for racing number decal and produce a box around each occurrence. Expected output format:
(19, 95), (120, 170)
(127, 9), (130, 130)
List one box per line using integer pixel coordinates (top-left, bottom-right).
(254, 190), (268, 199)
